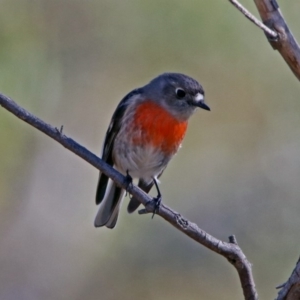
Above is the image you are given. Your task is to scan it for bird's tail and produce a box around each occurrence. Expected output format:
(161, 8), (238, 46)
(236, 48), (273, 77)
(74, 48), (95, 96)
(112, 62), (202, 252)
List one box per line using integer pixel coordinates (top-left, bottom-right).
(94, 180), (125, 228)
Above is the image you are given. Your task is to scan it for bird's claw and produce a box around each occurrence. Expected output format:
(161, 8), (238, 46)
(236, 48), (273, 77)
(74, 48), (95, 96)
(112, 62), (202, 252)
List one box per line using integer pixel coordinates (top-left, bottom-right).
(151, 195), (161, 219)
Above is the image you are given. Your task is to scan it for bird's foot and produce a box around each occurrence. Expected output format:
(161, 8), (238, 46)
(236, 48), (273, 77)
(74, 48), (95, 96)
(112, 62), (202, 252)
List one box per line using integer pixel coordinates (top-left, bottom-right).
(151, 177), (162, 218)
(151, 195), (161, 219)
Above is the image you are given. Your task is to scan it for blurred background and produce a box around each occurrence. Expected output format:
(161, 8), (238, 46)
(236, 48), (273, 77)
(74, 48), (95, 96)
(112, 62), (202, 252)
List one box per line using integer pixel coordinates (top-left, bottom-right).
(0, 0), (299, 299)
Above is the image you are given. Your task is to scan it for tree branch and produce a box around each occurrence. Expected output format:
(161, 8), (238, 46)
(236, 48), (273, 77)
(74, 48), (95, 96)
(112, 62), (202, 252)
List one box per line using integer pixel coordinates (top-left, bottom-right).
(228, 2), (300, 296)
(276, 257), (300, 300)
(229, 0), (278, 38)
(229, 0), (300, 81)
(0, 93), (258, 300)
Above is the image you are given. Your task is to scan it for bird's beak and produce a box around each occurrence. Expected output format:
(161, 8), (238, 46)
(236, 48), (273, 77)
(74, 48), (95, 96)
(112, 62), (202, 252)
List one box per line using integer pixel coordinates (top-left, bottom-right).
(193, 93), (210, 111)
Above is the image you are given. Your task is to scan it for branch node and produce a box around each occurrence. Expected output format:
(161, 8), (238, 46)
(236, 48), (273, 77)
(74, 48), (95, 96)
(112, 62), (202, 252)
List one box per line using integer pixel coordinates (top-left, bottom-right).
(263, 19), (280, 44)
(55, 125), (64, 135)
(276, 282), (287, 289)
(175, 213), (189, 229)
(229, 0), (278, 39)
(229, 235), (238, 245)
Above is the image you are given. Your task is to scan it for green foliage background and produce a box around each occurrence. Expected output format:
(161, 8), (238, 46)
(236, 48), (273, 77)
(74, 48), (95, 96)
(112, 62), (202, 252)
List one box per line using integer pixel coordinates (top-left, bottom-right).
(0, 1), (300, 299)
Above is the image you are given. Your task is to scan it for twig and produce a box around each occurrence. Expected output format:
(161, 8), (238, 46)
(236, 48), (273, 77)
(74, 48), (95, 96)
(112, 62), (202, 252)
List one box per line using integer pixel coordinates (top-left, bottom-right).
(276, 257), (300, 300)
(228, 1), (300, 297)
(229, 0), (277, 38)
(229, 0), (300, 81)
(0, 93), (258, 300)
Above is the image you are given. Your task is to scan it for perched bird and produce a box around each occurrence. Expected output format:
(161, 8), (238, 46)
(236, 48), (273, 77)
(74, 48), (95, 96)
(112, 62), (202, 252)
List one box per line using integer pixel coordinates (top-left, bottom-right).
(95, 73), (210, 228)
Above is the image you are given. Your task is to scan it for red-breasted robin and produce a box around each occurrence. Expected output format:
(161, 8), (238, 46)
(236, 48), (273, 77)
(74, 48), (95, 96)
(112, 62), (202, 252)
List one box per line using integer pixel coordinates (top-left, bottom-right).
(95, 73), (210, 228)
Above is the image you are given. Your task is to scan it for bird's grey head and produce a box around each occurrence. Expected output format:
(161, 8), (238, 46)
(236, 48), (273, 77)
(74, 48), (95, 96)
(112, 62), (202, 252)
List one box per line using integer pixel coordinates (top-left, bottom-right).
(143, 73), (210, 121)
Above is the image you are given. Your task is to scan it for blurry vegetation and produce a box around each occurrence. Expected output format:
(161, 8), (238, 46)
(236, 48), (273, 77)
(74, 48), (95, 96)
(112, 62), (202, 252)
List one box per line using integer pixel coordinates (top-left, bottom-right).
(0, 1), (299, 299)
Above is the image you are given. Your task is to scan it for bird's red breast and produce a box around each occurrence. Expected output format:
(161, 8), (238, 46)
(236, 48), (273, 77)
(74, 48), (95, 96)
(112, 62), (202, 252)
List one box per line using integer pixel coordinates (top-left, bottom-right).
(131, 100), (188, 155)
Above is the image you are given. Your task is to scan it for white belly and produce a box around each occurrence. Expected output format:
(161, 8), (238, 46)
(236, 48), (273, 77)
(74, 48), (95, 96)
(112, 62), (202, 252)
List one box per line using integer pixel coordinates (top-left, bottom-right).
(113, 143), (169, 181)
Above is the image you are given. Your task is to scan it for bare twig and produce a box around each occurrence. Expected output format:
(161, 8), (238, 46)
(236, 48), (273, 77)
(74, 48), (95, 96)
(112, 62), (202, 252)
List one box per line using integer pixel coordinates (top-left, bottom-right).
(228, 1), (300, 295)
(0, 93), (258, 300)
(276, 257), (300, 300)
(229, 0), (300, 81)
(253, 0), (300, 81)
(229, 0), (277, 38)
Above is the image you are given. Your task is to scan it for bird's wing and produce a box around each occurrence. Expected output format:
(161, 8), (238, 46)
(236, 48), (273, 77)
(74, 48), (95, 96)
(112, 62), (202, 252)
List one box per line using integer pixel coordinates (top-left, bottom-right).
(95, 88), (143, 205)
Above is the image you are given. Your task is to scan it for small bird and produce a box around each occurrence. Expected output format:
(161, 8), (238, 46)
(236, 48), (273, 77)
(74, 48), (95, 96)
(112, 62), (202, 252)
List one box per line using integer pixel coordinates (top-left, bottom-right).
(95, 73), (210, 228)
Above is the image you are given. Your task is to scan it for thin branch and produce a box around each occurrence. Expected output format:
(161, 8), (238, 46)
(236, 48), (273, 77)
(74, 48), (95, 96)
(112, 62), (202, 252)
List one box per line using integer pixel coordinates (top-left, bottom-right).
(0, 93), (258, 300)
(276, 257), (300, 300)
(229, 0), (277, 38)
(228, 0), (300, 81)
(228, 0), (300, 297)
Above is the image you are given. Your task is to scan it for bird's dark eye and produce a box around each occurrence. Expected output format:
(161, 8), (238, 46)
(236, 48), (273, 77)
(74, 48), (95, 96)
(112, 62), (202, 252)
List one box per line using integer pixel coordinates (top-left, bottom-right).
(176, 88), (186, 99)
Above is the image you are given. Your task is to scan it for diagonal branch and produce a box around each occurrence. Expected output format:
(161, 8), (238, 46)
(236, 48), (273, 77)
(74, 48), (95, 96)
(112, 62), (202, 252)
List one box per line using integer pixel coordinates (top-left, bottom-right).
(229, 0), (300, 81)
(229, 0), (277, 38)
(253, 0), (300, 81)
(276, 257), (300, 300)
(228, 1), (300, 298)
(0, 93), (258, 300)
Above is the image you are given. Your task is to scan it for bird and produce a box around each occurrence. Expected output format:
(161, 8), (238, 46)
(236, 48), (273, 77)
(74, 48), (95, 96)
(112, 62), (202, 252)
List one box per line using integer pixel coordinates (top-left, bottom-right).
(94, 72), (210, 228)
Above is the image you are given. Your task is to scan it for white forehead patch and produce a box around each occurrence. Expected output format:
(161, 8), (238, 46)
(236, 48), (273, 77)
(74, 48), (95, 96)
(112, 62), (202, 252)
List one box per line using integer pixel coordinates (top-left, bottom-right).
(195, 93), (204, 102)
